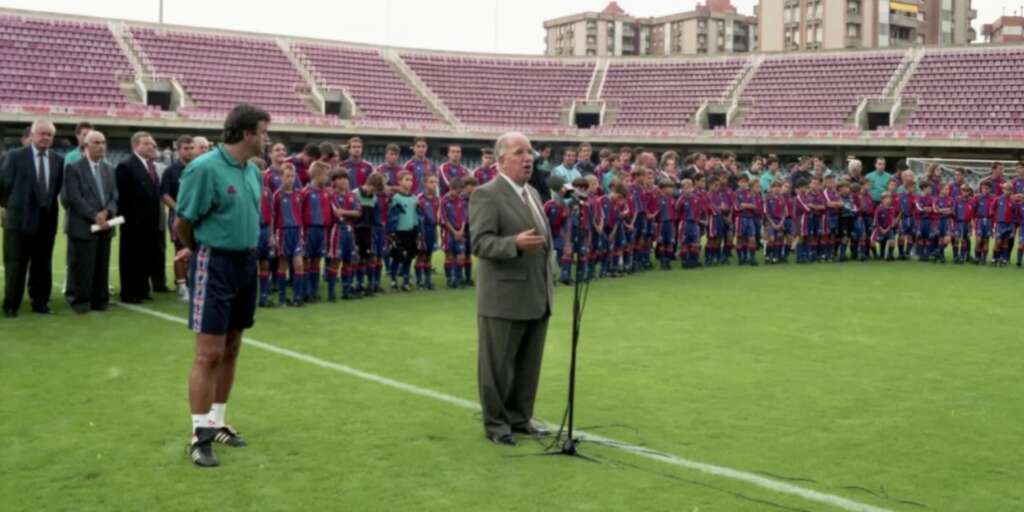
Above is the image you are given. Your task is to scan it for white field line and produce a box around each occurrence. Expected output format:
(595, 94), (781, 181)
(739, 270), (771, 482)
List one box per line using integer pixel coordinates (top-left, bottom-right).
(0, 263), (890, 512)
(110, 300), (891, 512)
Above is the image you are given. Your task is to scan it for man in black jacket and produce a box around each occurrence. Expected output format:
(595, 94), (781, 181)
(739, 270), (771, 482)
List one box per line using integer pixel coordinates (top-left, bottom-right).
(62, 130), (118, 314)
(0, 121), (64, 317)
(115, 131), (163, 304)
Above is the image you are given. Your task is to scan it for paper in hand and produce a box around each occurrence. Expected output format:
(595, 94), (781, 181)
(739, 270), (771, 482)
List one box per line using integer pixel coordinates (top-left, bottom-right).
(91, 215), (125, 233)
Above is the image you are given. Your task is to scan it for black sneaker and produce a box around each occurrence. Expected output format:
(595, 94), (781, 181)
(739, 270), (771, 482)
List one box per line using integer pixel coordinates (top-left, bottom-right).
(213, 425), (248, 447)
(187, 427), (219, 467)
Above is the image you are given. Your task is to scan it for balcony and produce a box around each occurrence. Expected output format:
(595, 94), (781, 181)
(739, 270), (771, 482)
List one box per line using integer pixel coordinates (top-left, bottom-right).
(847, 12), (863, 24)
(889, 13), (923, 29)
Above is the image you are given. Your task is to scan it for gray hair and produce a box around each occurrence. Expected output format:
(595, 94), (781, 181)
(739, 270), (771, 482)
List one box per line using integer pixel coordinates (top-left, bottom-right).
(30, 120), (56, 134)
(494, 131), (529, 159)
(847, 159), (863, 174)
(84, 130), (106, 143)
(193, 136), (211, 147)
(131, 131), (153, 147)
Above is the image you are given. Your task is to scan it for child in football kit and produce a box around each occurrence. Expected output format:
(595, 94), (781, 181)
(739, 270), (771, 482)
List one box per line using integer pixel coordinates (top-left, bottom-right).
(992, 181), (1019, 266)
(461, 177), (478, 286)
(973, 181), (994, 264)
(388, 171), (420, 291)
(327, 172), (362, 300)
(544, 178), (572, 284)
(733, 176), (759, 266)
(764, 181), (788, 264)
(416, 174), (441, 290)
(355, 173), (385, 296)
(257, 167), (276, 307)
(896, 182), (918, 260)
(607, 183), (632, 277)
(854, 183), (875, 261)
(931, 183), (955, 263)
(377, 143), (404, 191)
(675, 179), (704, 268)
(585, 176), (605, 280)
(440, 178), (468, 288)
(915, 181), (935, 262)
(705, 178), (730, 266)
(649, 180), (677, 269)
(302, 162), (335, 301)
(438, 144), (468, 197)
(952, 185), (974, 264)
(404, 137), (435, 195)
(273, 164), (306, 306)
(872, 192), (898, 261)
(823, 176), (843, 260)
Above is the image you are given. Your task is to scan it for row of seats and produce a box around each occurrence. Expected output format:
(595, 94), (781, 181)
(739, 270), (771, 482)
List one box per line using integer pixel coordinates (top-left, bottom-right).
(0, 12), (1020, 135)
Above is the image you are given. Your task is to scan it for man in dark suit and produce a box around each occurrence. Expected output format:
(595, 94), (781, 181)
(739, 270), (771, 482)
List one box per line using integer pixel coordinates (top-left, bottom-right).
(115, 131), (163, 304)
(470, 132), (554, 447)
(0, 121), (64, 317)
(62, 130), (118, 314)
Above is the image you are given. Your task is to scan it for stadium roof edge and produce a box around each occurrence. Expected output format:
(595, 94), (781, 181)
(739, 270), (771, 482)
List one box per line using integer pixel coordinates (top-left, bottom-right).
(2, 6), (1023, 62)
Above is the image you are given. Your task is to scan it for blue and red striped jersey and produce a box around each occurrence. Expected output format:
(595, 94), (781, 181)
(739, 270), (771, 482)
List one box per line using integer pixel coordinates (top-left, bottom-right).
(333, 191), (360, 226)
(675, 193), (702, 223)
(933, 196), (955, 220)
(993, 195), (1019, 224)
(544, 199), (570, 239)
(341, 159), (375, 188)
(273, 189), (303, 229)
(440, 193), (466, 232)
(651, 194), (676, 223)
(857, 191), (875, 218)
(438, 162), (468, 196)
(417, 193), (441, 226)
(260, 185), (274, 226)
(302, 185), (335, 228)
(287, 155), (311, 186)
(898, 192), (918, 219)
(766, 194), (787, 222)
(473, 165), (497, 185)
(376, 163), (404, 188)
(263, 168), (284, 193)
(954, 196), (974, 222)
(403, 158), (435, 194)
(874, 205), (896, 230)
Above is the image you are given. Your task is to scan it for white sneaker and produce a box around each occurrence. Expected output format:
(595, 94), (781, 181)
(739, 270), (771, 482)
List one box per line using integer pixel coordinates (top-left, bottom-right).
(178, 285), (190, 303)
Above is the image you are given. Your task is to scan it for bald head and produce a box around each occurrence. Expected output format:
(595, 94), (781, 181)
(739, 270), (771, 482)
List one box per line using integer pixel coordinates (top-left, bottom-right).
(495, 132), (533, 186)
(84, 130), (107, 161)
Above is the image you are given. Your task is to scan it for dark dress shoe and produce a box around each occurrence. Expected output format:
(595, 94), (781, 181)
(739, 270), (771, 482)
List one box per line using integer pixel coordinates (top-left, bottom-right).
(121, 297), (142, 304)
(512, 423), (551, 437)
(142, 295), (154, 302)
(32, 306), (53, 315)
(486, 433), (518, 447)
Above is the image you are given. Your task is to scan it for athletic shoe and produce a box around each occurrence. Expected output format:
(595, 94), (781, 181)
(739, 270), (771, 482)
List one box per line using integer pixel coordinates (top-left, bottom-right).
(187, 427), (219, 467)
(178, 285), (190, 303)
(213, 425), (248, 447)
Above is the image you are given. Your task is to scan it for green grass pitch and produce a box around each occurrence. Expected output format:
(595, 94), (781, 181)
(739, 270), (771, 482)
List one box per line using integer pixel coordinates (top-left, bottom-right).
(2, 233), (1022, 511)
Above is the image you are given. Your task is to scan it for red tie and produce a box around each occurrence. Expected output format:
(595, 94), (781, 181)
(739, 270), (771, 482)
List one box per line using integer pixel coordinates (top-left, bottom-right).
(146, 159), (157, 185)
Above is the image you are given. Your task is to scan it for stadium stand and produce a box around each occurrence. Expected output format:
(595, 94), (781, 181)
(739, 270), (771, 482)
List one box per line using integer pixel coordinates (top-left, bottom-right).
(0, 8), (1022, 144)
(736, 53), (904, 131)
(128, 27), (313, 118)
(292, 44), (441, 125)
(900, 48), (1024, 133)
(401, 53), (593, 129)
(0, 15), (136, 110)
(600, 59), (746, 128)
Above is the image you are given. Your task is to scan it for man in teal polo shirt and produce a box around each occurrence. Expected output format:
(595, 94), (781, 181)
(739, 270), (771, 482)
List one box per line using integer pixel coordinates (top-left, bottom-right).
(62, 121), (92, 168)
(865, 157), (891, 201)
(174, 104), (269, 468)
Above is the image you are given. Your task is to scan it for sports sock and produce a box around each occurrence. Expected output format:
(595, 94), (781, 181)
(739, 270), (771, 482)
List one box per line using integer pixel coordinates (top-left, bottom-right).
(192, 413), (207, 435)
(209, 403), (226, 429)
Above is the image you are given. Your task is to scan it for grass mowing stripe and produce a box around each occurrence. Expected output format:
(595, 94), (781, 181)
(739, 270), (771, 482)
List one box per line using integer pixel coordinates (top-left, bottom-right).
(113, 299), (891, 512)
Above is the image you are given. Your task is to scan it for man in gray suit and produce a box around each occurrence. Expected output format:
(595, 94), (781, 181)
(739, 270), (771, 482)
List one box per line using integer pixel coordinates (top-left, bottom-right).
(470, 132), (554, 447)
(62, 131), (118, 314)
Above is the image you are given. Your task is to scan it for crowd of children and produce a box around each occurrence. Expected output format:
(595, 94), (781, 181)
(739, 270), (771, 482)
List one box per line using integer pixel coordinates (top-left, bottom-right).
(255, 137), (486, 306)
(543, 154), (1024, 282)
(254, 137), (1024, 306)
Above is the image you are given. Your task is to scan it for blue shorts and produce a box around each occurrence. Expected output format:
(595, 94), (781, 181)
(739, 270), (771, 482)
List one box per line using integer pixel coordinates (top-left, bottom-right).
(827, 214), (839, 235)
(611, 226), (628, 250)
(784, 218), (794, 236)
(936, 218), (951, 237)
(899, 217), (916, 236)
(188, 246), (257, 335)
(658, 221), (676, 245)
(996, 222), (1015, 240)
(305, 226), (327, 258)
(917, 219), (934, 239)
(806, 215), (822, 237)
(590, 229), (605, 255)
(680, 221), (701, 245)
(328, 224), (357, 262)
(372, 226), (387, 256)
(277, 226), (304, 258)
(766, 220), (785, 240)
(736, 217), (757, 238)
(954, 221), (970, 239)
(975, 218), (991, 238)
(257, 224), (273, 260)
(634, 216), (647, 239)
(443, 231), (466, 255)
(853, 217), (868, 240)
(709, 215), (729, 239)
(420, 224), (438, 254)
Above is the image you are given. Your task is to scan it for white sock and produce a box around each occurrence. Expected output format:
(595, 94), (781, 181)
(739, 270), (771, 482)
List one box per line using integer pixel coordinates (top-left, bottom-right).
(191, 413), (207, 435)
(209, 403), (226, 428)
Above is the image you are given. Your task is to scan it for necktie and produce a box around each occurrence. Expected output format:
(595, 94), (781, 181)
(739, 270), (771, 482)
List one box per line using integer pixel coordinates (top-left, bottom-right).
(37, 151), (48, 197)
(146, 159), (158, 186)
(93, 162), (105, 205)
(521, 188), (547, 237)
